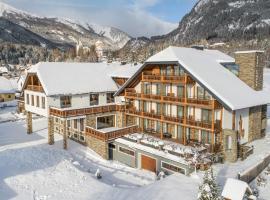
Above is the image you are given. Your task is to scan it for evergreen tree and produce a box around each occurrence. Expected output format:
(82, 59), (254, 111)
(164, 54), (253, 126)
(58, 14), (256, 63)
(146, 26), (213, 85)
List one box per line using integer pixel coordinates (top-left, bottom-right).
(198, 167), (222, 200)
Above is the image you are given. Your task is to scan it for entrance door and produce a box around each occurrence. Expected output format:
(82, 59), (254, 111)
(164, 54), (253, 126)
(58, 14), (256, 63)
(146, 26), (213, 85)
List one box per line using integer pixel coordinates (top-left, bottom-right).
(141, 154), (156, 173)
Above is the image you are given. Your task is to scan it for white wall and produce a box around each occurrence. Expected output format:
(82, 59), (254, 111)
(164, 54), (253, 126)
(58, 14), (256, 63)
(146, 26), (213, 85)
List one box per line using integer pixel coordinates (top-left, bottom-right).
(235, 108), (249, 144)
(222, 108), (232, 129)
(24, 90), (48, 117)
(135, 82), (141, 93)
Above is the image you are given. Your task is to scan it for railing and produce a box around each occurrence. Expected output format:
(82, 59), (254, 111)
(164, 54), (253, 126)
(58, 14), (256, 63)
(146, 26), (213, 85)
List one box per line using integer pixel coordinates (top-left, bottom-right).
(142, 72), (186, 83)
(50, 104), (125, 117)
(85, 125), (140, 141)
(126, 108), (220, 131)
(125, 90), (216, 108)
(26, 85), (44, 92)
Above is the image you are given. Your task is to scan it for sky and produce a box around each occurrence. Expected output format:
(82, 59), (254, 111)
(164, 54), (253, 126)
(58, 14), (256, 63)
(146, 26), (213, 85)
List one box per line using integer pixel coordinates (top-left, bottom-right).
(1, 0), (198, 37)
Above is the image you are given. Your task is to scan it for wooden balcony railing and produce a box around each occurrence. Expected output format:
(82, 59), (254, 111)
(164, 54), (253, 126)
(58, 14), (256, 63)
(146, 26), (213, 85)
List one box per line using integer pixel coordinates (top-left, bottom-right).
(50, 104), (125, 117)
(85, 125), (140, 141)
(26, 85), (44, 92)
(126, 108), (221, 131)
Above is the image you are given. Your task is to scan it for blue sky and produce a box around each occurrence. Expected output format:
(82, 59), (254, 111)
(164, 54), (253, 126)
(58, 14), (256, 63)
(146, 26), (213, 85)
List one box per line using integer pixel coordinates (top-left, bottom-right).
(1, 0), (197, 37)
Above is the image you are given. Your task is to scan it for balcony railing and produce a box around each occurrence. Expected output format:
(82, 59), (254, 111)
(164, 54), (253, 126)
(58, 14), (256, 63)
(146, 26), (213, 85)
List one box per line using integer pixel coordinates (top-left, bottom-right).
(85, 125), (140, 141)
(26, 85), (44, 92)
(126, 108), (221, 131)
(142, 72), (195, 84)
(125, 89), (217, 108)
(50, 104), (125, 117)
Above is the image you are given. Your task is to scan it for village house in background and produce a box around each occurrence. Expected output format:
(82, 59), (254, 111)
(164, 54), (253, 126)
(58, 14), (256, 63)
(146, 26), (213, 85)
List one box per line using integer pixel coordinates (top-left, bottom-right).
(21, 46), (269, 175)
(0, 76), (16, 103)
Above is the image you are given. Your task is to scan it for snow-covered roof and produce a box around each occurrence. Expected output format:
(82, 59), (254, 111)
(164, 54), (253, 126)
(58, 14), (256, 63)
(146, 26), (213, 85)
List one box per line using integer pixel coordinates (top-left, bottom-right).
(222, 178), (252, 200)
(0, 67), (8, 73)
(0, 77), (15, 94)
(116, 46), (270, 110)
(27, 62), (139, 96)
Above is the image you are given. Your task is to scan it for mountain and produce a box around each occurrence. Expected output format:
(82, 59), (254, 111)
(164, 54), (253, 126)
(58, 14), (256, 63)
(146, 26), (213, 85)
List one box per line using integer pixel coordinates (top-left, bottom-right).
(119, 0), (270, 62)
(0, 2), (131, 50)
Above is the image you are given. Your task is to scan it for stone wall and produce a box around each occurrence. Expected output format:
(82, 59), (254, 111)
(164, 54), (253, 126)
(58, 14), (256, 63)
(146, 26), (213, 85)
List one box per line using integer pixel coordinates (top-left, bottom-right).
(26, 111), (32, 134)
(248, 106), (263, 142)
(235, 51), (264, 91)
(222, 129), (238, 162)
(85, 135), (108, 159)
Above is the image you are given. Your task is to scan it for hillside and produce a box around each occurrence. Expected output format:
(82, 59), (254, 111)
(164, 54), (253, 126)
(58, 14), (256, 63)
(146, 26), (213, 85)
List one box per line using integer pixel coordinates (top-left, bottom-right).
(0, 2), (131, 51)
(118, 0), (270, 62)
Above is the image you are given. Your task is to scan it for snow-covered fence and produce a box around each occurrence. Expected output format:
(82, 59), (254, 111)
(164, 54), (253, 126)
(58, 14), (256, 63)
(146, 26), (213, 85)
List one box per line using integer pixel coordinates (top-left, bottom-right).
(238, 154), (270, 183)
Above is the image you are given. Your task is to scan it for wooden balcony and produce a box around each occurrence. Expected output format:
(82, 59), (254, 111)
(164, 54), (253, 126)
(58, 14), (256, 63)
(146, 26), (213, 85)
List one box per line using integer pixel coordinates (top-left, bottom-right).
(85, 125), (140, 141)
(126, 108), (220, 131)
(50, 104), (125, 118)
(26, 85), (44, 92)
(142, 72), (192, 84)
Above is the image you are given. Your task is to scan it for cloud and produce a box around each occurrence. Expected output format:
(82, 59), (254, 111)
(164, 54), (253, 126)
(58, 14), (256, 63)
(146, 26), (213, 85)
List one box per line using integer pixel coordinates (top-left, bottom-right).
(1, 0), (178, 37)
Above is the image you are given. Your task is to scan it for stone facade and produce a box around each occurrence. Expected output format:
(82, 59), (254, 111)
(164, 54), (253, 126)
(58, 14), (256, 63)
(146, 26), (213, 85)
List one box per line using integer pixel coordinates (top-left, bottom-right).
(26, 111), (32, 134)
(222, 129), (238, 162)
(261, 105), (267, 137)
(248, 106), (263, 142)
(85, 135), (108, 159)
(235, 51), (264, 91)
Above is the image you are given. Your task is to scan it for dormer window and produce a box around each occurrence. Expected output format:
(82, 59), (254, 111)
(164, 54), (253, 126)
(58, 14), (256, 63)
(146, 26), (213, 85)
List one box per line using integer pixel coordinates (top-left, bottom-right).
(60, 96), (71, 108)
(90, 93), (99, 106)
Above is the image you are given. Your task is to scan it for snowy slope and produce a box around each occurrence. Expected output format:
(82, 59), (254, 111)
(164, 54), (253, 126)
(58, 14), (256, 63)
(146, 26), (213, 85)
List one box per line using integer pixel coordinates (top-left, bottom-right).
(0, 2), (131, 50)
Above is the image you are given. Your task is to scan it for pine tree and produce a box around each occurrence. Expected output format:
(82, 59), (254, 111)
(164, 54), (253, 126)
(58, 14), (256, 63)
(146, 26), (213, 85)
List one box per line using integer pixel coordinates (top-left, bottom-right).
(198, 167), (222, 200)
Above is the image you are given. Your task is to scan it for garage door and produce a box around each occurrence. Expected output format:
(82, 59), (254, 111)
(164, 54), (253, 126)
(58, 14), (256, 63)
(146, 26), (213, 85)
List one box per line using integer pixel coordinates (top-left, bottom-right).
(141, 154), (156, 173)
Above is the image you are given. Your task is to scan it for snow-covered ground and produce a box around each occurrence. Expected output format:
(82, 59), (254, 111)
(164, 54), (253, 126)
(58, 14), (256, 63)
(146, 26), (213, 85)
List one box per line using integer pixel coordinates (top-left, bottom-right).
(0, 115), (201, 200)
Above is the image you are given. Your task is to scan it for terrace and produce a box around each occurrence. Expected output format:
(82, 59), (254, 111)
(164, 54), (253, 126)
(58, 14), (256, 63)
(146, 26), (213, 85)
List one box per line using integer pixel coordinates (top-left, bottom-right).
(118, 133), (216, 170)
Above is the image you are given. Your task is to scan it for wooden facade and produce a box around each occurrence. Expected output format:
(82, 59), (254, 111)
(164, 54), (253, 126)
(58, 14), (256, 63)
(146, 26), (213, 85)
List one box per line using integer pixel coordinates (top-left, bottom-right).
(123, 64), (224, 151)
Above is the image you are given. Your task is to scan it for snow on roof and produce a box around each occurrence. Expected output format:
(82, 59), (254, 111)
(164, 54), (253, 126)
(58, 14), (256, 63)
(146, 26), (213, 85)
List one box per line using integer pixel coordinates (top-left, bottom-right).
(28, 62), (139, 96)
(222, 178), (252, 200)
(0, 77), (15, 93)
(107, 63), (142, 78)
(235, 50), (264, 54)
(117, 46), (269, 110)
(0, 66), (8, 73)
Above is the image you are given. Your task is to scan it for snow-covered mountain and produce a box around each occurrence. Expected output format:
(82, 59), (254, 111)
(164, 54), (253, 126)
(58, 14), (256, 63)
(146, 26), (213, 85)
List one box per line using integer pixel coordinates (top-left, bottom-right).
(119, 0), (270, 61)
(0, 2), (131, 50)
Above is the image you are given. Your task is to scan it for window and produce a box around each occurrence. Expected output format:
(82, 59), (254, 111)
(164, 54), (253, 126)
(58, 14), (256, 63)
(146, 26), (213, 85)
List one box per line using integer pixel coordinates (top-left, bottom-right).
(31, 95), (34, 106)
(197, 86), (204, 99)
(201, 109), (212, 122)
(42, 97), (45, 109)
(119, 146), (135, 156)
(197, 86), (211, 100)
(97, 115), (115, 129)
(36, 96), (40, 107)
(156, 103), (161, 115)
(156, 84), (161, 95)
(177, 86), (184, 98)
(201, 130), (211, 144)
(156, 121), (161, 133)
(177, 126), (183, 141)
(107, 93), (114, 103)
(166, 66), (172, 76)
(26, 94), (29, 104)
(226, 135), (232, 150)
(90, 93), (99, 106)
(80, 118), (84, 131)
(109, 143), (116, 149)
(177, 106), (184, 118)
(67, 120), (71, 128)
(8, 95), (11, 98)
(144, 83), (151, 94)
(161, 162), (185, 174)
(74, 119), (78, 129)
(60, 96), (71, 108)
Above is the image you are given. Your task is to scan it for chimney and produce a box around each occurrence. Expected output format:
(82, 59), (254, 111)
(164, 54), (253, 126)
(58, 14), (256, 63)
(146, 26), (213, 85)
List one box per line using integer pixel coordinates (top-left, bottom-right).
(235, 50), (265, 91)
